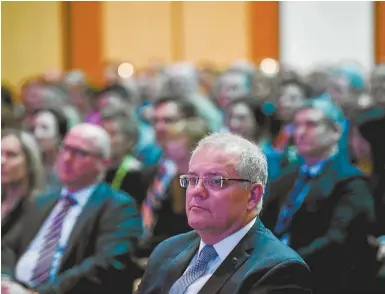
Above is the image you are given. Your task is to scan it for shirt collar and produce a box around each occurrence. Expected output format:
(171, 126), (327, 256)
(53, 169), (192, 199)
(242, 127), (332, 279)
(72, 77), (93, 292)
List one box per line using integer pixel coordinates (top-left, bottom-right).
(198, 217), (257, 261)
(60, 184), (98, 208)
(301, 151), (337, 178)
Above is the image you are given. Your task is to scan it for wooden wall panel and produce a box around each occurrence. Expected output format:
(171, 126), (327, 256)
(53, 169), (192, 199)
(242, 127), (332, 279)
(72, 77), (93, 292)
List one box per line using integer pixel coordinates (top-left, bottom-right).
(249, 2), (279, 65)
(63, 1), (104, 85)
(375, 1), (385, 63)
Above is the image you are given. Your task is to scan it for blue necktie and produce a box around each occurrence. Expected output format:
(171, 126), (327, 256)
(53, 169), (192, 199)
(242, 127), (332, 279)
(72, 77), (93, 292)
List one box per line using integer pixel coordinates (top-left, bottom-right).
(169, 245), (218, 294)
(274, 170), (312, 236)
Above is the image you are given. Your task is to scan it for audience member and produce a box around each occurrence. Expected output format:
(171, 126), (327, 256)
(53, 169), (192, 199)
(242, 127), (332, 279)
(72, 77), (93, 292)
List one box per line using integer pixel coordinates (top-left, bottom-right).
(1, 123), (142, 294)
(138, 132), (311, 294)
(262, 99), (376, 293)
(1, 129), (45, 239)
(32, 108), (69, 193)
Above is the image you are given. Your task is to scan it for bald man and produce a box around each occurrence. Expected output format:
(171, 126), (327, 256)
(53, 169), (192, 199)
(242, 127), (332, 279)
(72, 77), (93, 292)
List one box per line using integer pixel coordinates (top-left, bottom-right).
(2, 123), (143, 294)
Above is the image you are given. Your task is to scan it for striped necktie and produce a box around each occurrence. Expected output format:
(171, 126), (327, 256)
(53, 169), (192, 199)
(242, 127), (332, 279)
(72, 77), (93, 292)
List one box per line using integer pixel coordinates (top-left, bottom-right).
(30, 195), (76, 286)
(141, 159), (177, 238)
(169, 245), (218, 294)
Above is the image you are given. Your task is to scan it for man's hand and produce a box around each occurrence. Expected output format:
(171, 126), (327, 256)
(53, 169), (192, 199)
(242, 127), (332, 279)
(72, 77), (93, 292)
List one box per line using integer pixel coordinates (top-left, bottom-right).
(1, 280), (34, 294)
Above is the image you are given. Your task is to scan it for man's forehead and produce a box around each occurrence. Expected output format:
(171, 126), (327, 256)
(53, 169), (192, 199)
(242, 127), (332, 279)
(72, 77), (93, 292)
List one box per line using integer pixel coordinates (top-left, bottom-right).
(65, 129), (90, 142)
(64, 133), (99, 151)
(155, 102), (179, 114)
(190, 146), (241, 166)
(295, 108), (324, 120)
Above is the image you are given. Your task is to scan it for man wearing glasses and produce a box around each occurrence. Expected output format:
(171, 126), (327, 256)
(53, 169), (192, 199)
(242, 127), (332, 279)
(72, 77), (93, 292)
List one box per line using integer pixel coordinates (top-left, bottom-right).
(138, 132), (311, 294)
(2, 123), (142, 294)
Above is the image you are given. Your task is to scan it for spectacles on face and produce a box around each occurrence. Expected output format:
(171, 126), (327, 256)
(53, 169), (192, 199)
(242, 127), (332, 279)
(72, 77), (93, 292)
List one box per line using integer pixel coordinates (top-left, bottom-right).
(153, 116), (181, 126)
(59, 144), (101, 159)
(179, 174), (251, 190)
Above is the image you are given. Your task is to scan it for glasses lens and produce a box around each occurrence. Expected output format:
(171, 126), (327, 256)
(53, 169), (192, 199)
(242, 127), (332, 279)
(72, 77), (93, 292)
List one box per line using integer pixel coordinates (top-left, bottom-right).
(179, 176), (189, 188)
(207, 175), (223, 189)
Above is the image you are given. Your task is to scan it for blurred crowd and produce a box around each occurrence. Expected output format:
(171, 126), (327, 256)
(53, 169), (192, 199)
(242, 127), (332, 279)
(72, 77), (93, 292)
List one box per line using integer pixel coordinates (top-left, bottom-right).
(1, 59), (385, 293)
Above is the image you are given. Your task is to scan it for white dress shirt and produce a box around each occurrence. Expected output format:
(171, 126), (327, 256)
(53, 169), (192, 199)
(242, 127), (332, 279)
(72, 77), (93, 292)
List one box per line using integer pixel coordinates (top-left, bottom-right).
(184, 217), (257, 294)
(15, 185), (96, 287)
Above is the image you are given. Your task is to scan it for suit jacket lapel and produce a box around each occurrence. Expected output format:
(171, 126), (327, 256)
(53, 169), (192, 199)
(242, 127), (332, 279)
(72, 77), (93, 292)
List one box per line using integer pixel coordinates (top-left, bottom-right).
(198, 219), (261, 294)
(162, 237), (200, 293)
(303, 158), (340, 208)
(22, 192), (59, 250)
(59, 183), (107, 266)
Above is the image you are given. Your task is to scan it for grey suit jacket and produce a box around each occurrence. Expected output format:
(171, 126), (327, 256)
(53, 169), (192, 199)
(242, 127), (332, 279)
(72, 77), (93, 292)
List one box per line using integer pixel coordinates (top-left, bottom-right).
(2, 183), (143, 294)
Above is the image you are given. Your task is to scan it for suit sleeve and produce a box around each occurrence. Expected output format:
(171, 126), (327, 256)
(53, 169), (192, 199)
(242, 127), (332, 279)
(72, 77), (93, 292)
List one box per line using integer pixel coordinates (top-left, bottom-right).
(296, 178), (375, 258)
(247, 260), (312, 294)
(136, 237), (171, 294)
(35, 196), (143, 294)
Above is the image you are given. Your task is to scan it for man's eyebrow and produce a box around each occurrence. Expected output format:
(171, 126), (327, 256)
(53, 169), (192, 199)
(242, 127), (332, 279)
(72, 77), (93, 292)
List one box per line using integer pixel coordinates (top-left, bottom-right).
(186, 171), (224, 176)
(205, 171), (223, 176)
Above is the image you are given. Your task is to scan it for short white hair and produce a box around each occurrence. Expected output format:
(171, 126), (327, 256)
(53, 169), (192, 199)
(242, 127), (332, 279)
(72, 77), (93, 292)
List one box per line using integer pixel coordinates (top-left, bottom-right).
(70, 123), (111, 159)
(190, 132), (268, 214)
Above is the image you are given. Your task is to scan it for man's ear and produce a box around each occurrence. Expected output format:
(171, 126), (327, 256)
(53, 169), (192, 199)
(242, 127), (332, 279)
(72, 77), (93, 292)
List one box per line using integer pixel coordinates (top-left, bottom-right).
(333, 125), (342, 142)
(247, 183), (264, 211)
(100, 158), (111, 172)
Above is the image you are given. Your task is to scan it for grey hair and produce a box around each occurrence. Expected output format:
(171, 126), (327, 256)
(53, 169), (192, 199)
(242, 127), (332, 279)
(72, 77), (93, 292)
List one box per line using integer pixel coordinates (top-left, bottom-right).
(190, 132), (268, 214)
(1, 129), (46, 198)
(70, 123), (111, 160)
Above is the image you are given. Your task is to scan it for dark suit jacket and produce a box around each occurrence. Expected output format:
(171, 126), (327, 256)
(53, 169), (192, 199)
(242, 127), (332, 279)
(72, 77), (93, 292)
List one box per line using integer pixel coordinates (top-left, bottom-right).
(261, 154), (376, 293)
(1, 183), (143, 294)
(105, 167), (148, 207)
(356, 107), (385, 236)
(137, 166), (192, 258)
(138, 219), (312, 294)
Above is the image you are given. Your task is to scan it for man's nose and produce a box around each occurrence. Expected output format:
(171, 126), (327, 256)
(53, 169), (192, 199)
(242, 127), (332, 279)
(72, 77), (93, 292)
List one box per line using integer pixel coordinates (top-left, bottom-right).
(188, 179), (208, 199)
(1, 155), (6, 165)
(294, 126), (306, 139)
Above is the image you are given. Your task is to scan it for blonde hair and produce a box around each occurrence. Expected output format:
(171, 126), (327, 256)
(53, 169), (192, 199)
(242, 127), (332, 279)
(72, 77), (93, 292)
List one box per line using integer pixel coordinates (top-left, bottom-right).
(2, 129), (46, 198)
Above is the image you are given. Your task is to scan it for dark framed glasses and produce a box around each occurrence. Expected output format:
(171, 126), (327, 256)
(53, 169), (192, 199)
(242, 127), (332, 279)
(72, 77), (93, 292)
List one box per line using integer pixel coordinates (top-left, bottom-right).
(59, 144), (101, 159)
(179, 174), (251, 189)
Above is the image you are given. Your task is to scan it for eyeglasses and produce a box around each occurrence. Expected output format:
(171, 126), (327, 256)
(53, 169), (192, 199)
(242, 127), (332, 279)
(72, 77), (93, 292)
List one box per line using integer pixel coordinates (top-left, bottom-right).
(60, 144), (101, 159)
(179, 174), (251, 190)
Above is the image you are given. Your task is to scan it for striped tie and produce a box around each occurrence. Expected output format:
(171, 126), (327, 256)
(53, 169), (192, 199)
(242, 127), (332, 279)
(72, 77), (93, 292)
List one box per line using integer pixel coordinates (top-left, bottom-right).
(30, 195), (76, 286)
(169, 245), (218, 294)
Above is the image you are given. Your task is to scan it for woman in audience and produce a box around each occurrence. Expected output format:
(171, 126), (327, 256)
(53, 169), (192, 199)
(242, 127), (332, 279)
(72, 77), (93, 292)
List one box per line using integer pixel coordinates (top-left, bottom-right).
(32, 108), (69, 192)
(1, 129), (45, 238)
(225, 97), (283, 181)
(225, 97), (270, 146)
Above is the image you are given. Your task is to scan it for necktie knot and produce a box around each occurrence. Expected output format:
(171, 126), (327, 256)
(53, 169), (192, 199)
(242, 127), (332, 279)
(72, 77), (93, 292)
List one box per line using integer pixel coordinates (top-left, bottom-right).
(169, 245), (218, 294)
(61, 194), (76, 208)
(197, 245), (218, 265)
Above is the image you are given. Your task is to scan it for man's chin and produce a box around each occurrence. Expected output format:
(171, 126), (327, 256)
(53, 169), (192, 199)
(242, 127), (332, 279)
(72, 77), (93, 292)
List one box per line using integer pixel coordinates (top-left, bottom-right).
(188, 217), (209, 230)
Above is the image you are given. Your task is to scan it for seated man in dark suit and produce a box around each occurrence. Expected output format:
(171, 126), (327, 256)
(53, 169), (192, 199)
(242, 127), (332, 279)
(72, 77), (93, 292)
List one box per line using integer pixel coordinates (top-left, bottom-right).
(1, 123), (143, 294)
(261, 99), (376, 294)
(138, 132), (311, 294)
